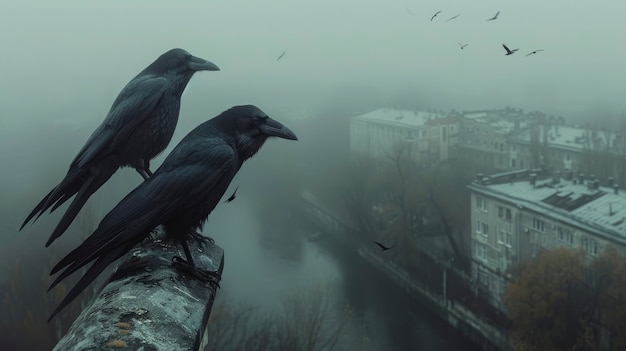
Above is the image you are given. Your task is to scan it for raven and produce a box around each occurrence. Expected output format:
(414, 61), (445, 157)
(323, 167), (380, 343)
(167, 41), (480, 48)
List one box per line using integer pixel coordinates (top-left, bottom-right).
(46, 105), (297, 321)
(374, 241), (394, 251)
(21, 48), (220, 247)
(502, 44), (519, 55)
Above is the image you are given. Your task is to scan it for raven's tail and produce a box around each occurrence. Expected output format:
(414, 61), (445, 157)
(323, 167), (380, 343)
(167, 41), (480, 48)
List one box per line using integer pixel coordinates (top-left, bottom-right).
(20, 162), (118, 247)
(47, 242), (130, 322)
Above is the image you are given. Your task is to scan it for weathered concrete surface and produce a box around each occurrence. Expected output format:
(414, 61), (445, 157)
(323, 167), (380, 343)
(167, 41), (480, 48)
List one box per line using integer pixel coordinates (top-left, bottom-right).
(53, 228), (224, 351)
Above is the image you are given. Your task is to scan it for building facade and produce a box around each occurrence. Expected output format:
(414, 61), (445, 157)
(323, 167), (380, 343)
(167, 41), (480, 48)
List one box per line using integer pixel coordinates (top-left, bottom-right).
(349, 108), (459, 166)
(468, 170), (626, 310)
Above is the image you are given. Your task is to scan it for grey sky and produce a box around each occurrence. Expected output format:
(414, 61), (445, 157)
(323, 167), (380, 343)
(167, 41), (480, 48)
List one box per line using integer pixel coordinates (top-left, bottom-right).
(2, 0), (626, 130)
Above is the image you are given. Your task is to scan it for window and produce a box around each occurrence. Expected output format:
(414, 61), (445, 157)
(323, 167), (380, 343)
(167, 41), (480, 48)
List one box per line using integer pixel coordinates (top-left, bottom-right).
(482, 223), (489, 236)
(476, 197), (487, 212)
(497, 230), (505, 244)
(582, 237), (599, 256)
(497, 207), (512, 222)
(476, 221), (488, 237)
(557, 227), (574, 245)
(532, 218), (545, 232)
(505, 233), (512, 247)
(478, 269), (489, 286)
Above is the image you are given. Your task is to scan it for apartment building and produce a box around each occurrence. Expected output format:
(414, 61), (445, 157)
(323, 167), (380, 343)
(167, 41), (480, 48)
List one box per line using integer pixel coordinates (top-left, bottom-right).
(468, 170), (626, 310)
(349, 108), (452, 165)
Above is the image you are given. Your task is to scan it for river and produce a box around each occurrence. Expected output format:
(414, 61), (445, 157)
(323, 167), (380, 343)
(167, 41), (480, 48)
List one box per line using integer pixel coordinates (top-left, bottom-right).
(208, 199), (483, 350)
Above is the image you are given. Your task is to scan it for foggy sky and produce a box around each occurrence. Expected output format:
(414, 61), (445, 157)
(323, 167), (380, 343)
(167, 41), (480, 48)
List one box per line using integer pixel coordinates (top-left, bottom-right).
(3, 0), (626, 127)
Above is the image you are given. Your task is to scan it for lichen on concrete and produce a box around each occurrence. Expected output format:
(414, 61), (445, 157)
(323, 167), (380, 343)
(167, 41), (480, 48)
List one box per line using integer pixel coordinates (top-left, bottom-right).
(53, 228), (224, 351)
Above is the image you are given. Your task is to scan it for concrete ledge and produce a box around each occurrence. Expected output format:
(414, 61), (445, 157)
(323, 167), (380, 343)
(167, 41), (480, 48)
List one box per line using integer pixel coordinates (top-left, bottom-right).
(53, 228), (224, 351)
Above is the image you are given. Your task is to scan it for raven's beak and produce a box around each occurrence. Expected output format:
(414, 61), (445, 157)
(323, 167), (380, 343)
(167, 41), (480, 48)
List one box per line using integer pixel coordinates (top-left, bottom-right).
(187, 55), (220, 71)
(259, 118), (298, 140)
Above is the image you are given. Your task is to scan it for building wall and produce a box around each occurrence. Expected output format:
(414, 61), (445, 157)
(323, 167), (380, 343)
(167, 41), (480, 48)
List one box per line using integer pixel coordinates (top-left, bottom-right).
(469, 180), (626, 312)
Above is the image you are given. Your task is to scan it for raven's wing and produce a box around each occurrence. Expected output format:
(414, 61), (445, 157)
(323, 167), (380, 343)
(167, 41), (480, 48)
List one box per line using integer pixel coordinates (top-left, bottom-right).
(502, 44), (510, 52)
(72, 75), (169, 168)
(47, 143), (236, 320)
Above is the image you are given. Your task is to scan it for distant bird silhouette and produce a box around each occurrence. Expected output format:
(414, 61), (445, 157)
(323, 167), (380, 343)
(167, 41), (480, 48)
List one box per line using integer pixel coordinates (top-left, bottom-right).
(502, 44), (518, 55)
(405, 7), (415, 16)
(276, 51), (286, 61)
(459, 43), (469, 50)
(20, 48), (220, 247)
(430, 11), (441, 21)
(224, 186), (238, 203)
(46, 105), (298, 321)
(446, 14), (461, 22)
(486, 11), (500, 21)
(526, 49), (544, 56)
(374, 241), (393, 251)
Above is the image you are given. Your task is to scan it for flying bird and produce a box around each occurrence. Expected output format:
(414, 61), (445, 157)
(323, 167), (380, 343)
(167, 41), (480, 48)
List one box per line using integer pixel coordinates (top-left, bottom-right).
(374, 241), (394, 251)
(526, 49), (544, 56)
(486, 11), (500, 21)
(405, 7), (415, 16)
(224, 186), (239, 203)
(446, 14), (461, 22)
(430, 11), (441, 21)
(459, 43), (469, 49)
(21, 49), (220, 247)
(502, 44), (519, 55)
(276, 51), (286, 61)
(46, 105), (298, 321)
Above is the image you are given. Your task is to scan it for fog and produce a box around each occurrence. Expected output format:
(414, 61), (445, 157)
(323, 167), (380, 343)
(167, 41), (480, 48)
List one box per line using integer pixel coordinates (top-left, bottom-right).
(1, 0), (626, 349)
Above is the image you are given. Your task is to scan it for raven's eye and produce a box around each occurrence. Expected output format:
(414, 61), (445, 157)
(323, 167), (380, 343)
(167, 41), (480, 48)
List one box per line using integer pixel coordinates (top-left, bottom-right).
(252, 116), (266, 124)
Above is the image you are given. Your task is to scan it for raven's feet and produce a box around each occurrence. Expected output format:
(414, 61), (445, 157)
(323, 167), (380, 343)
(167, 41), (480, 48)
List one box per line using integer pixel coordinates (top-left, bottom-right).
(188, 231), (215, 247)
(172, 256), (221, 289)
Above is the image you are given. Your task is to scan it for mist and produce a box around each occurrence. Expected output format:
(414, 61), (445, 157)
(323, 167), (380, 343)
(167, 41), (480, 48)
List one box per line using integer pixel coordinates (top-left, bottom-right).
(2, 0), (626, 350)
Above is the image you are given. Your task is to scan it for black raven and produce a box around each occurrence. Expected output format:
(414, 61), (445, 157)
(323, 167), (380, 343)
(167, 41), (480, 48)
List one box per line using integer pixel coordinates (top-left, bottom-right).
(486, 11), (500, 21)
(276, 51), (286, 61)
(21, 48), (220, 247)
(224, 186), (239, 203)
(526, 49), (544, 56)
(459, 43), (469, 50)
(374, 241), (393, 251)
(430, 11), (441, 21)
(46, 105), (297, 321)
(502, 44), (519, 55)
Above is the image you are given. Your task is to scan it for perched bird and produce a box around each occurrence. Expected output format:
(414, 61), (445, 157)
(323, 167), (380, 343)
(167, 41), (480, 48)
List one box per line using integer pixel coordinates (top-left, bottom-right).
(224, 186), (239, 203)
(21, 49), (220, 247)
(276, 51), (286, 61)
(430, 11), (441, 21)
(526, 49), (544, 56)
(502, 44), (519, 55)
(374, 241), (393, 251)
(446, 14), (461, 22)
(459, 43), (469, 50)
(46, 105), (297, 321)
(486, 11), (500, 21)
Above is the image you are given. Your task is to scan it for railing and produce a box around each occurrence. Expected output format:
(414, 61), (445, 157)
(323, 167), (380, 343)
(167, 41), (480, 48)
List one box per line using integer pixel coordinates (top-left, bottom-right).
(52, 229), (224, 351)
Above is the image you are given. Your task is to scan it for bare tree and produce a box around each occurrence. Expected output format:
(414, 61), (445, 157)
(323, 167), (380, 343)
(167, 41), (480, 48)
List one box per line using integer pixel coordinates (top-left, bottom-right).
(205, 284), (353, 351)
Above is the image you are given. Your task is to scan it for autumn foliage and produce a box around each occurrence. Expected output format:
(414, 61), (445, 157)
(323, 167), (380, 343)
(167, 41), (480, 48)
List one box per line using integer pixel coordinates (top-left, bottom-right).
(504, 247), (626, 351)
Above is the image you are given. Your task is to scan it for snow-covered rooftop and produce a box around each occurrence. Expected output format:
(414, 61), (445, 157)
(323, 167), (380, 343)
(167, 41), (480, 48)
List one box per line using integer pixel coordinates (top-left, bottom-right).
(509, 125), (620, 152)
(470, 177), (626, 241)
(461, 110), (527, 134)
(352, 108), (444, 129)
